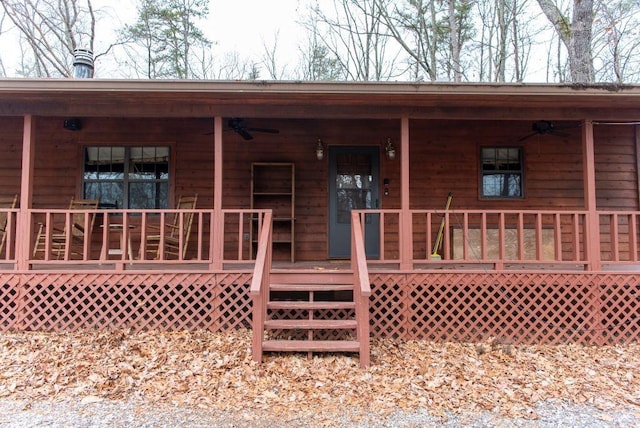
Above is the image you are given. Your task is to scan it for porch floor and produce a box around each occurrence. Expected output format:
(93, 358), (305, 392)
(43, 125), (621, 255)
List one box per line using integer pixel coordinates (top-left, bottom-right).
(7, 260), (640, 272)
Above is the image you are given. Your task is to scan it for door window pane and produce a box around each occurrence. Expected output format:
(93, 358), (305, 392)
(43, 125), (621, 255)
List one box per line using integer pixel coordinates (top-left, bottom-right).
(336, 154), (373, 224)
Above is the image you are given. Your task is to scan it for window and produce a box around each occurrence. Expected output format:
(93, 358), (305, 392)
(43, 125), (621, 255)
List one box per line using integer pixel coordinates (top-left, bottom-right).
(83, 146), (170, 209)
(480, 147), (523, 198)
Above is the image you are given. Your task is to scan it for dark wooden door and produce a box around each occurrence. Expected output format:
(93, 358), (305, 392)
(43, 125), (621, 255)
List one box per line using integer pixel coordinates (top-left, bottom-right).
(328, 146), (380, 258)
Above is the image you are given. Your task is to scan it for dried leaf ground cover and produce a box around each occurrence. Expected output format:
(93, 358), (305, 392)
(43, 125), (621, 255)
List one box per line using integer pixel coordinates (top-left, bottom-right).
(1, 330), (639, 425)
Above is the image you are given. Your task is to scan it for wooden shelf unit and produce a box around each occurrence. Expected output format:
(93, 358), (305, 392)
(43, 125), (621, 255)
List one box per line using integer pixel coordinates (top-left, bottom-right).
(250, 162), (295, 262)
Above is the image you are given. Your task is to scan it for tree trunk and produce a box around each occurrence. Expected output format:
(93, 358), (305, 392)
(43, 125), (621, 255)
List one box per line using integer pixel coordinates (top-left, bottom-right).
(536, 0), (594, 83)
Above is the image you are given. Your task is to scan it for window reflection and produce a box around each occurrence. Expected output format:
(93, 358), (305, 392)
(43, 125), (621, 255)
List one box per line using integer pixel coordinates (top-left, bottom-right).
(83, 146), (170, 208)
(336, 154), (373, 224)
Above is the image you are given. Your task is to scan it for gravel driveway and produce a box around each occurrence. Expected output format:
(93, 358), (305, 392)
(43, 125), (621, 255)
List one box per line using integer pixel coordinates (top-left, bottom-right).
(0, 398), (639, 427)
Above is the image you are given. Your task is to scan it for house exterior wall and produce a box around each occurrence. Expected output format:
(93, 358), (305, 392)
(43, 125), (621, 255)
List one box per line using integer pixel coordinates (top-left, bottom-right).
(595, 124), (639, 210)
(0, 117), (23, 199)
(3, 117), (637, 263)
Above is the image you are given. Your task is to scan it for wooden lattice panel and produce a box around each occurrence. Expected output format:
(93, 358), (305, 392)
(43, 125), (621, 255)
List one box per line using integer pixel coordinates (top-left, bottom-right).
(369, 272), (640, 344)
(369, 273), (408, 338)
(1, 271), (639, 346)
(0, 274), (20, 331)
(1, 273), (253, 333)
(214, 273), (253, 331)
(596, 274), (640, 344)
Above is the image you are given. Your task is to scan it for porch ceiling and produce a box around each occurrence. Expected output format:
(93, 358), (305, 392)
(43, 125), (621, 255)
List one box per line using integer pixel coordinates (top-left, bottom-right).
(1, 79), (640, 121)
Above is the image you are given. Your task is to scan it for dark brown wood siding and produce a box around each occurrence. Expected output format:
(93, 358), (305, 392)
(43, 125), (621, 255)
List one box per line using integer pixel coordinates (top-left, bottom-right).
(6, 117), (638, 262)
(31, 117), (213, 208)
(595, 124), (639, 210)
(409, 119), (587, 210)
(0, 117), (24, 201)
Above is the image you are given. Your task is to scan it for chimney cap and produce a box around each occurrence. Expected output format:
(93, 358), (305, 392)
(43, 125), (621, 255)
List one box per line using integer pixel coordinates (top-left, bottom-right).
(73, 48), (94, 78)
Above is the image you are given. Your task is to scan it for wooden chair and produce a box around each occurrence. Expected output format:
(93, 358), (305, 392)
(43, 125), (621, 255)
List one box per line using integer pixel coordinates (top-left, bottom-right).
(144, 195), (198, 260)
(0, 194), (18, 258)
(33, 197), (99, 259)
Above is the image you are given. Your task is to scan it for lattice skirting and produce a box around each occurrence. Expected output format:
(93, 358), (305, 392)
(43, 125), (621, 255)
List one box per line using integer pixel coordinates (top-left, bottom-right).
(369, 272), (640, 345)
(1, 272), (639, 345)
(0, 273), (252, 332)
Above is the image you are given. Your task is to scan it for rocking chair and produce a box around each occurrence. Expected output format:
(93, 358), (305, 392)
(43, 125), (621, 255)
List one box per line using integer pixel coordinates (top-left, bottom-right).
(144, 194), (198, 260)
(0, 194), (18, 258)
(33, 197), (99, 259)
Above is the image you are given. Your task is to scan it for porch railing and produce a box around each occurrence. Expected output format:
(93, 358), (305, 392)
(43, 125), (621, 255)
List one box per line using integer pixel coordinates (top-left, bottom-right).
(26, 208), (270, 269)
(598, 211), (640, 264)
(0, 207), (18, 263)
(250, 211), (273, 363)
(356, 209), (638, 270)
(350, 212), (371, 367)
(3, 207), (638, 271)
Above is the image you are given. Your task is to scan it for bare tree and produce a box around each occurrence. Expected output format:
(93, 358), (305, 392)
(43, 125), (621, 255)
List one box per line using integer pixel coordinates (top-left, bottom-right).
(261, 31), (289, 80)
(374, 0), (474, 81)
(1, 0), (97, 77)
(0, 11), (7, 76)
(297, 35), (344, 80)
(305, 0), (397, 81)
(474, 0), (536, 82)
(375, 0), (441, 81)
(592, 0), (640, 83)
(536, 0), (595, 82)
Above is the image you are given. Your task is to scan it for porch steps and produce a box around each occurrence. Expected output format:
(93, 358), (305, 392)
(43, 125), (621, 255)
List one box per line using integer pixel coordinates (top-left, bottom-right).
(264, 319), (358, 329)
(259, 272), (366, 363)
(263, 340), (360, 353)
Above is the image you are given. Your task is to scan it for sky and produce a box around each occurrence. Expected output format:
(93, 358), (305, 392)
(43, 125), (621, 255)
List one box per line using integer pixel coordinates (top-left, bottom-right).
(90, 0), (306, 78)
(0, 0), (306, 78)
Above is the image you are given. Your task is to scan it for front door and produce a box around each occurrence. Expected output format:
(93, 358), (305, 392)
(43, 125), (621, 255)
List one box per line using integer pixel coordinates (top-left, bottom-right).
(328, 146), (380, 258)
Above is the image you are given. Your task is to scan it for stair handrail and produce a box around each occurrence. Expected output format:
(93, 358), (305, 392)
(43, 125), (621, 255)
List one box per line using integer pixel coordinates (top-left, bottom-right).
(250, 210), (273, 363)
(351, 212), (371, 368)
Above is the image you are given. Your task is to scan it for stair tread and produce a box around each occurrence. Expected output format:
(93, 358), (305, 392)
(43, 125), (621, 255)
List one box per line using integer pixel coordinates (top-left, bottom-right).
(263, 339), (360, 353)
(268, 301), (356, 310)
(264, 319), (357, 329)
(270, 283), (353, 291)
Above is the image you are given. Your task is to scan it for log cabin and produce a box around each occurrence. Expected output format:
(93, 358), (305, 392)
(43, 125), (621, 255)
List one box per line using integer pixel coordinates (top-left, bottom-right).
(1, 78), (640, 367)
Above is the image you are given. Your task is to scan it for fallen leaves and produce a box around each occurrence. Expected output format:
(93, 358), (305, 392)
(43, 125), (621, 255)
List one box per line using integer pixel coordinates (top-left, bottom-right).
(0, 329), (639, 425)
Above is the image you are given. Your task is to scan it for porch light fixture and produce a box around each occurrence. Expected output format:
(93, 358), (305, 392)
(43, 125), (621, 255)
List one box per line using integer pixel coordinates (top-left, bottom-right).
(315, 139), (324, 160)
(63, 118), (82, 131)
(385, 138), (396, 160)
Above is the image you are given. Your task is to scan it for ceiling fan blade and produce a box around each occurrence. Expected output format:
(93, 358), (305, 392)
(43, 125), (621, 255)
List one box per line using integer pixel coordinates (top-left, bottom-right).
(237, 128), (254, 140)
(248, 127), (279, 134)
(518, 132), (538, 142)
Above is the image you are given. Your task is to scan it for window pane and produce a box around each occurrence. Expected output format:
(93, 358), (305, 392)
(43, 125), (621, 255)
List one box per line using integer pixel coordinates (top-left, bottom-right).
(84, 182), (124, 207)
(336, 154), (373, 224)
(130, 147), (170, 180)
(128, 182), (169, 209)
(483, 173), (522, 197)
(84, 147), (125, 179)
(84, 146), (170, 208)
(481, 147), (523, 198)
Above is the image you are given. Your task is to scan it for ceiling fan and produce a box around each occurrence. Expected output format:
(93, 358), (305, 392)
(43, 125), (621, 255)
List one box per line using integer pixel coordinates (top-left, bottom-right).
(518, 120), (573, 142)
(228, 118), (279, 140)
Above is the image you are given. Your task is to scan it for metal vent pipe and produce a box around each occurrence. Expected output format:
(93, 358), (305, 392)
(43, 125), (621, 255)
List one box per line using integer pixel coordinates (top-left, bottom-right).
(73, 48), (94, 78)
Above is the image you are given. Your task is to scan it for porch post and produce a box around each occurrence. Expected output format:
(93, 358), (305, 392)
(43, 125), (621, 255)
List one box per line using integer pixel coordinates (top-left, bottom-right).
(210, 116), (223, 270)
(16, 115), (35, 271)
(635, 125), (640, 209)
(400, 117), (412, 269)
(582, 119), (601, 271)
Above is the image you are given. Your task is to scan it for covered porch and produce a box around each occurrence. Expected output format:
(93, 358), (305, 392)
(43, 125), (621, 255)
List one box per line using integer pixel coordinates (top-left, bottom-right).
(1, 80), (640, 366)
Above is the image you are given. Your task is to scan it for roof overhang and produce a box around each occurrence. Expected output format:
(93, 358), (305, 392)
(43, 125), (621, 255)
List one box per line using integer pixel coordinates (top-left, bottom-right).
(1, 79), (640, 121)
